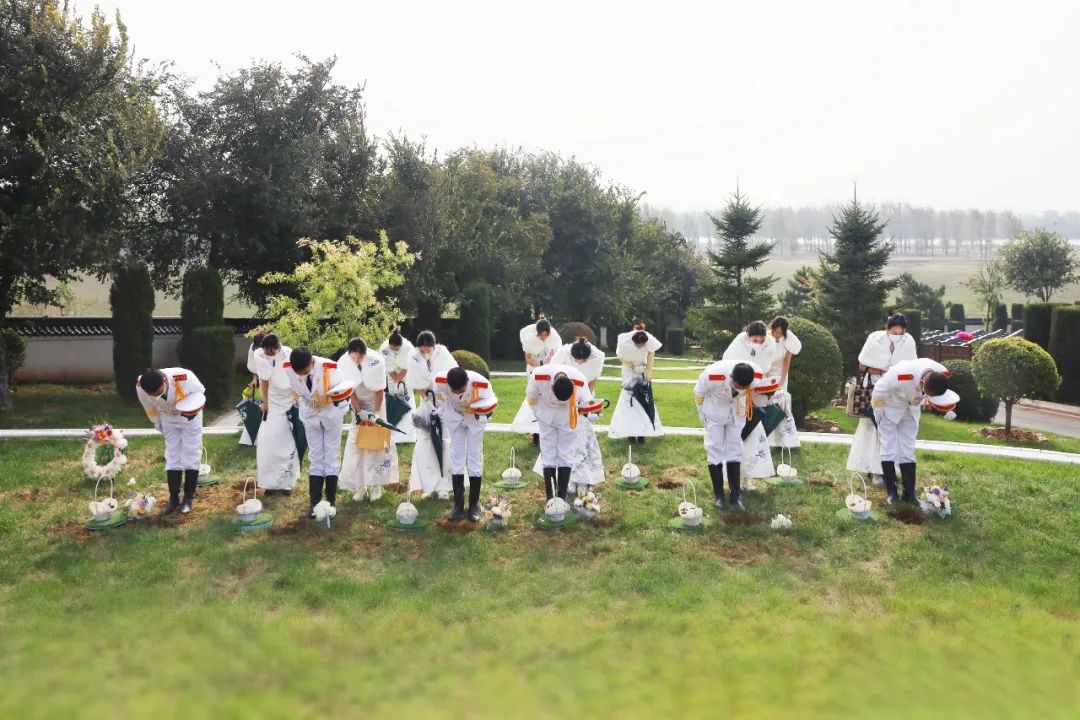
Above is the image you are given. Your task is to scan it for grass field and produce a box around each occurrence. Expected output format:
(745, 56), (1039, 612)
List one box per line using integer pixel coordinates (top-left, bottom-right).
(0, 432), (1077, 718)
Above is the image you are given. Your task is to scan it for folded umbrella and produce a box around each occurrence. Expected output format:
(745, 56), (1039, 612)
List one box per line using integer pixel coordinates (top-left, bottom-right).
(286, 405), (308, 463)
(427, 390), (444, 475)
(630, 377), (656, 430)
(235, 397), (263, 443)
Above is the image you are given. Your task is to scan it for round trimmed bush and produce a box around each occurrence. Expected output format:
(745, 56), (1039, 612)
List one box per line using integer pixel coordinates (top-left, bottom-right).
(451, 349), (490, 379)
(1049, 306), (1080, 403)
(787, 317), (842, 426)
(943, 359), (998, 422)
(949, 303), (966, 322)
(973, 337), (1060, 432)
(557, 321), (598, 347)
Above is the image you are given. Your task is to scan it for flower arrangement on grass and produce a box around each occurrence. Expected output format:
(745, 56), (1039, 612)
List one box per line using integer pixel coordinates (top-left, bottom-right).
(573, 490), (602, 519)
(82, 424), (128, 481)
(312, 500), (337, 528)
(395, 500), (419, 525)
(919, 485), (951, 518)
(124, 477), (157, 519)
(483, 494), (512, 530)
(770, 514), (793, 531)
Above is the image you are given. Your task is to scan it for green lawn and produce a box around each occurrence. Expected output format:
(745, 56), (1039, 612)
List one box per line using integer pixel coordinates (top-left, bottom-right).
(0, 433), (1077, 718)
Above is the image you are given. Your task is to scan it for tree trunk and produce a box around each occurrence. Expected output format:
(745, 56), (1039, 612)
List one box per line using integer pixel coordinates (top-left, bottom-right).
(1004, 399), (1013, 434)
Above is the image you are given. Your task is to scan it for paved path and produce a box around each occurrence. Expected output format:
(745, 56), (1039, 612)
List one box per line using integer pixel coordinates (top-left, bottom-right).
(995, 400), (1080, 439)
(5, 423), (1079, 466)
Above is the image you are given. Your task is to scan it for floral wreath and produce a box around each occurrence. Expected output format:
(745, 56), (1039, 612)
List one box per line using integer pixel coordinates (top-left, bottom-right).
(82, 424), (129, 481)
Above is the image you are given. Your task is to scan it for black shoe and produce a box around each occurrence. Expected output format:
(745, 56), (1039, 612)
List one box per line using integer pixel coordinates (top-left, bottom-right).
(325, 475), (339, 506)
(899, 462), (917, 503)
(542, 467), (556, 501)
(530, 433), (539, 447)
(281, 489), (292, 497)
(466, 476), (482, 522)
(180, 469), (198, 514)
(725, 461), (742, 508)
(730, 497), (746, 510)
(308, 475), (325, 517)
(447, 474), (465, 521)
(637, 436), (646, 445)
(556, 467), (571, 501)
(708, 463), (725, 507)
(162, 470), (182, 515)
(881, 462), (899, 505)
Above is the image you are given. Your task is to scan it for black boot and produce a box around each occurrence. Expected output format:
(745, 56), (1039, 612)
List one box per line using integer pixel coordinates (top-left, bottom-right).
(180, 469), (198, 514)
(556, 467), (571, 501)
(307, 475), (324, 517)
(708, 464), (725, 507)
(542, 467), (556, 500)
(881, 462), (899, 505)
(162, 470), (182, 515)
(447, 474), (465, 521)
(325, 475), (338, 506)
(899, 463), (917, 504)
(637, 436), (646, 445)
(726, 461), (744, 510)
(467, 476), (483, 522)
(530, 433), (539, 447)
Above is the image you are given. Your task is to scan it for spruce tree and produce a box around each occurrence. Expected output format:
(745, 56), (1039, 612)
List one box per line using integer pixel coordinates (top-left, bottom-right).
(699, 189), (776, 335)
(814, 198), (895, 375)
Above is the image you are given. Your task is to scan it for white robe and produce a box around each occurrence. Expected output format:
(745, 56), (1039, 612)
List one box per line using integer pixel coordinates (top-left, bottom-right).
(406, 345), (457, 495)
(339, 353), (400, 493)
(380, 338), (416, 444)
(510, 323), (563, 433)
(846, 330), (918, 475)
(254, 346), (300, 490)
(608, 331), (665, 439)
(767, 330), (803, 448)
(722, 333), (776, 479)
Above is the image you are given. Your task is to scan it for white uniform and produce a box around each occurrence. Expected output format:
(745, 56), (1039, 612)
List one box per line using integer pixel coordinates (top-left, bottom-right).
(406, 345), (457, 495)
(722, 333), (776, 479)
(531, 343), (607, 490)
(255, 345), (301, 490)
(871, 358), (947, 465)
(526, 364), (595, 469)
(380, 338), (416, 444)
(339, 352), (400, 495)
(846, 331), (918, 475)
(767, 329), (802, 448)
(136, 368), (205, 471)
(608, 330), (665, 439)
(510, 323), (563, 433)
(284, 356), (349, 477)
(435, 370), (498, 477)
(694, 360), (764, 464)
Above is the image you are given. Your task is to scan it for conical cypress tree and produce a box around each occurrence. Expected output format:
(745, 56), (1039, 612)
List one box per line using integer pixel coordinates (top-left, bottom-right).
(814, 198), (895, 375)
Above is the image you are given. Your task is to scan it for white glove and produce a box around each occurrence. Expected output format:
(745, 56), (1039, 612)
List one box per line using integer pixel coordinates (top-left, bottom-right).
(943, 410), (957, 421)
(364, 411), (380, 424)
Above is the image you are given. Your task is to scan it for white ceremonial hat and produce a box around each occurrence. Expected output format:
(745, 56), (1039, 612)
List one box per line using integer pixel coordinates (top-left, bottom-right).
(327, 381), (355, 403)
(176, 392), (206, 415)
(927, 389), (959, 412)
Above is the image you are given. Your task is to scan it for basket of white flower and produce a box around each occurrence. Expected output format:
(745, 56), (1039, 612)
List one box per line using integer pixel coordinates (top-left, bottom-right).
(770, 513), (793, 532)
(395, 501), (419, 525)
(88, 476), (119, 522)
(573, 489), (602, 520)
(677, 480), (704, 527)
(842, 473), (874, 521)
(495, 447), (529, 490)
(235, 479), (263, 522)
(197, 447), (219, 487)
(536, 475), (578, 529)
(918, 485), (951, 518)
(616, 445), (648, 490)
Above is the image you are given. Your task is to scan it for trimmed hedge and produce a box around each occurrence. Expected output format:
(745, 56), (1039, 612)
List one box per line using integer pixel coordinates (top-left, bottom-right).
(180, 266), (225, 368)
(666, 328), (686, 356)
(110, 265), (155, 401)
(186, 325), (234, 409)
(787, 317), (842, 426)
(1010, 303), (1024, 321)
(557, 321), (598, 347)
(1049, 306), (1080, 402)
(943, 358), (998, 422)
(458, 281), (492, 361)
(1, 327), (27, 384)
(993, 303), (1009, 332)
(948, 303), (966, 322)
(901, 309), (922, 344)
(451, 349), (490, 379)
(1023, 303), (1058, 350)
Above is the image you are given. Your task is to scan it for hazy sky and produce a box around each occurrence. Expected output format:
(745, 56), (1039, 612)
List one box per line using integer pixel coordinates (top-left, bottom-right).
(85, 0), (1080, 212)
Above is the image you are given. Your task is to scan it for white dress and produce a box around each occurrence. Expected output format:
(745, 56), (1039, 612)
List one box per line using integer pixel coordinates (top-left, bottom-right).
(510, 324), (563, 434)
(239, 345), (260, 446)
(531, 342), (607, 490)
(846, 331), (918, 475)
(406, 345), (457, 496)
(722, 333), (776, 480)
(608, 331), (665, 439)
(380, 338), (416, 444)
(767, 330), (803, 449)
(254, 346), (301, 490)
(339, 353), (400, 495)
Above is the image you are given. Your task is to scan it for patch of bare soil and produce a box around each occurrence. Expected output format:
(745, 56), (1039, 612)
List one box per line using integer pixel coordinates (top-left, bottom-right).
(974, 427), (1048, 443)
(719, 511), (762, 526)
(269, 518), (306, 536)
(436, 518), (478, 534)
(887, 504), (925, 525)
(800, 415), (841, 433)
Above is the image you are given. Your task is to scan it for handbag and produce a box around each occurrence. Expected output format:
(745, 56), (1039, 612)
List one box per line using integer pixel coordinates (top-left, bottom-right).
(355, 421), (390, 451)
(845, 373), (873, 419)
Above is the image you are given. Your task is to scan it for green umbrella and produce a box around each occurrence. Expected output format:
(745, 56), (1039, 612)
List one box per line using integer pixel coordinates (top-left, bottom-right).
(427, 390), (444, 475)
(236, 398), (263, 443)
(760, 404), (786, 435)
(286, 406), (308, 463)
(385, 383), (411, 427)
(630, 378), (656, 430)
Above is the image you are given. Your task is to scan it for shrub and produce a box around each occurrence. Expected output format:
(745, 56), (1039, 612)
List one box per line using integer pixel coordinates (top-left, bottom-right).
(457, 281), (492, 361)
(666, 328), (686, 356)
(946, 320), (964, 332)
(1023, 303), (1059, 350)
(451, 349), (490, 379)
(943, 359), (998, 422)
(993, 303), (1009, 332)
(1010, 303), (1025, 321)
(557, 321), (598, 347)
(0, 328), (27, 384)
(972, 337), (1060, 433)
(901, 309), (922, 344)
(948, 303), (965, 322)
(110, 265), (155, 401)
(180, 266), (225, 368)
(491, 310), (532, 360)
(1049, 306), (1080, 403)
(787, 317), (842, 426)
(186, 325), (235, 409)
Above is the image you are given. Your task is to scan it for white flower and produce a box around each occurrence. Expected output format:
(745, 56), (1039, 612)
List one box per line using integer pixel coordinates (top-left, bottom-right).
(943, 411), (957, 421)
(128, 478), (137, 486)
(770, 514), (793, 530)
